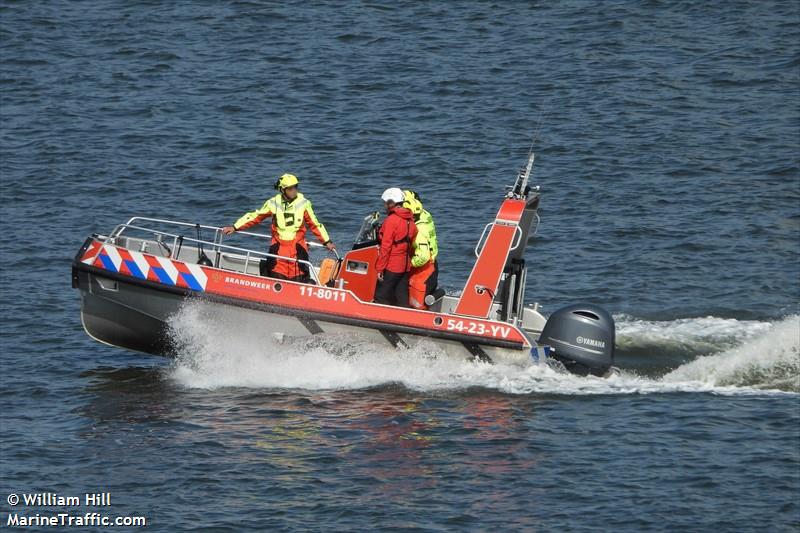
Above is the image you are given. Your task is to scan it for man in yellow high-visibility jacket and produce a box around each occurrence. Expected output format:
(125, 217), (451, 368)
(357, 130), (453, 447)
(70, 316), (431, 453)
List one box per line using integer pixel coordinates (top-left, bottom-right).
(222, 174), (335, 282)
(403, 190), (439, 309)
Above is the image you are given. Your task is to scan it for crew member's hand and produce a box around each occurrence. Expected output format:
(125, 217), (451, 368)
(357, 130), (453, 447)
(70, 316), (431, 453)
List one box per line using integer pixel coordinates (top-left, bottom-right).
(222, 226), (236, 235)
(325, 241), (336, 252)
(377, 272), (384, 282)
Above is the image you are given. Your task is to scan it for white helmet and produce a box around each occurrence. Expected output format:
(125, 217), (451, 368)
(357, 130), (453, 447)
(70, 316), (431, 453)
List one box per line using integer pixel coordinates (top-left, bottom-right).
(381, 187), (405, 204)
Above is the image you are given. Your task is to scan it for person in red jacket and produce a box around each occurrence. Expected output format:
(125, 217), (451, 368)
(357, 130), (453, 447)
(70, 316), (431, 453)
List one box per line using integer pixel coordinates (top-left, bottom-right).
(375, 187), (418, 307)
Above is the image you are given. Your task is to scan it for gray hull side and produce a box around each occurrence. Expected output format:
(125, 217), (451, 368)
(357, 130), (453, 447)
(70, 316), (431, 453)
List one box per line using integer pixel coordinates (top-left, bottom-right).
(79, 271), (184, 355)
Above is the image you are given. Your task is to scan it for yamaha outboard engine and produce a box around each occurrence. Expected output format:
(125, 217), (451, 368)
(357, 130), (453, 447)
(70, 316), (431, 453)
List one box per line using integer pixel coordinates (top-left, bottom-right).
(539, 304), (615, 376)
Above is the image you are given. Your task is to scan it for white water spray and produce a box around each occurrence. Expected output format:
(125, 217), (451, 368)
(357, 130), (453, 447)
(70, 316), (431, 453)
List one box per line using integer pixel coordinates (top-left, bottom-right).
(664, 315), (799, 390)
(167, 301), (799, 395)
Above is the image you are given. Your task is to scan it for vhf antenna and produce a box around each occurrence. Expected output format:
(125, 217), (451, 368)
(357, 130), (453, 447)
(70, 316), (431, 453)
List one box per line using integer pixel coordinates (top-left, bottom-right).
(512, 100), (550, 198)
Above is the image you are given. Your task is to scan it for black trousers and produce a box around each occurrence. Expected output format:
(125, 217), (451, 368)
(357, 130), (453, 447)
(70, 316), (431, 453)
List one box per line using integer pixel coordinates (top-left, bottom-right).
(375, 270), (410, 307)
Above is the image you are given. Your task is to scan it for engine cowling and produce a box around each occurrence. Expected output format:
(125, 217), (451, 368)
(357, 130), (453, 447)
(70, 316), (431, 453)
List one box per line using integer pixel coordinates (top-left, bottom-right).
(539, 304), (615, 376)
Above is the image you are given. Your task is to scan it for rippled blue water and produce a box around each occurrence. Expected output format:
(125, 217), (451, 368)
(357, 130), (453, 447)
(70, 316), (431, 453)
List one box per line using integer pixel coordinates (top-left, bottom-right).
(1, 2), (798, 531)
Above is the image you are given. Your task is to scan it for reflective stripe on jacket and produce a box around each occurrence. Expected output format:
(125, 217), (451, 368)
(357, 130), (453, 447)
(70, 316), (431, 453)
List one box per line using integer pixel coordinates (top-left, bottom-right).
(232, 192), (330, 244)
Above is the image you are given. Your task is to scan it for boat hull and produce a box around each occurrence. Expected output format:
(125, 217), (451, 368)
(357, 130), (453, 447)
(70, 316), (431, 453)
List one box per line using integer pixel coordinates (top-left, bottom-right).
(74, 268), (536, 366)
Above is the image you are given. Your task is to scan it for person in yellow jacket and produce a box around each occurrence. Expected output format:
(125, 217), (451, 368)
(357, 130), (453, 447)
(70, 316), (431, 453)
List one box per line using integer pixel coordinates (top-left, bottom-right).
(222, 174), (335, 282)
(403, 190), (439, 309)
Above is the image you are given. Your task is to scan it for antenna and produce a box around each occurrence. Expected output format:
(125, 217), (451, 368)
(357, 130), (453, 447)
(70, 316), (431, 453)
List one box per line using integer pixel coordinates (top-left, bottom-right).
(511, 100), (550, 198)
(514, 151), (535, 198)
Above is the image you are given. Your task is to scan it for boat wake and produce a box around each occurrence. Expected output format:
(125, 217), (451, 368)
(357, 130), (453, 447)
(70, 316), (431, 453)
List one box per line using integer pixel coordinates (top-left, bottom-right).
(616, 315), (774, 358)
(167, 301), (799, 395)
(663, 316), (800, 391)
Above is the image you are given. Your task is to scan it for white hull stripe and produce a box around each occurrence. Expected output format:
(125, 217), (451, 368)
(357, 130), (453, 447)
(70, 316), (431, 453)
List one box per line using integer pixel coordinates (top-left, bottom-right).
(130, 250), (151, 279)
(185, 263), (208, 288)
(103, 245), (122, 271)
(155, 256), (180, 285)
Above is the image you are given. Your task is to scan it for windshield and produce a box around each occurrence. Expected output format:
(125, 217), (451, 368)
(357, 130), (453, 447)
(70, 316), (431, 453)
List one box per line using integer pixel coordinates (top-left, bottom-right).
(353, 211), (380, 246)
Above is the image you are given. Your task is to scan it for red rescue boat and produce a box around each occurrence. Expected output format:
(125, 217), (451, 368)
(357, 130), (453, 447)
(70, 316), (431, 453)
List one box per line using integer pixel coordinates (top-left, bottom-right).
(71, 155), (616, 375)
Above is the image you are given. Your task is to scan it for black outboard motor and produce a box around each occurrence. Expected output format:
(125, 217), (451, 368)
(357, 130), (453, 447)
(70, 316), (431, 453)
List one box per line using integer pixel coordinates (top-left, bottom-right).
(539, 304), (615, 376)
